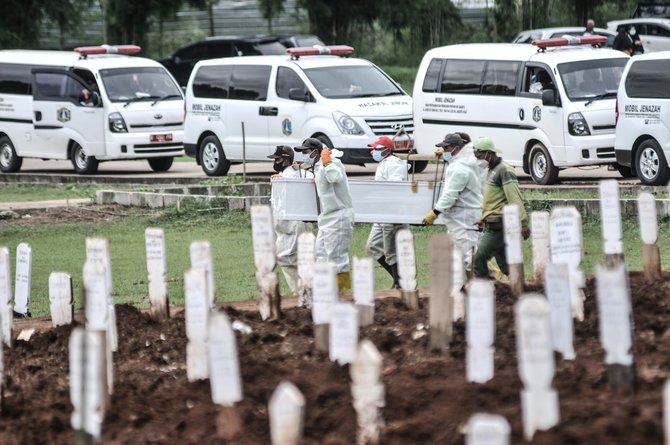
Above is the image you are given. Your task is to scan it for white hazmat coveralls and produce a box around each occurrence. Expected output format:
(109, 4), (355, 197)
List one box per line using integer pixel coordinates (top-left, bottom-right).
(434, 144), (483, 271)
(272, 165), (314, 295)
(314, 152), (354, 273)
(366, 155), (408, 265)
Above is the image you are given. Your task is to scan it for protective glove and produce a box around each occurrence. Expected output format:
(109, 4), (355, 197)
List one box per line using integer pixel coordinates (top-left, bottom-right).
(422, 209), (439, 225)
(321, 147), (332, 165)
(434, 147), (445, 157)
(521, 225), (531, 240)
(271, 174), (282, 180)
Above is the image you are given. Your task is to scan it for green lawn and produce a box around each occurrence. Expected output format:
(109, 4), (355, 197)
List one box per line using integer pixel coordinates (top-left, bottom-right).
(0, 184), (101, 203)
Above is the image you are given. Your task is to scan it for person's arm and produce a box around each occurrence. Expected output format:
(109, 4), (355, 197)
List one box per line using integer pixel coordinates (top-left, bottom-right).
(499, 169), (528, 224)
(385, 160), (408, 182)
(323, 160), (345, 184)
(434, 167), (468, 213)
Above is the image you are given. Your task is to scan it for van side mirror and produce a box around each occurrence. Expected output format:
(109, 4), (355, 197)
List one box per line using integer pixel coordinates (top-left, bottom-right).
(542, 89), (556, 106)
(288, 87), (309, 102)
(91, 91), (101, 107)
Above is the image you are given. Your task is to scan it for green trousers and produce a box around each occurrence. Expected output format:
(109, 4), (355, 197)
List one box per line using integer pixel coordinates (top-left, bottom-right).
(474, 228), (508, 278)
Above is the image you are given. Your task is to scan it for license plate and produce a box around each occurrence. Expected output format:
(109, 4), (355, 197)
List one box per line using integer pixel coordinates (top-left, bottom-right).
(150, 133), (173, 143)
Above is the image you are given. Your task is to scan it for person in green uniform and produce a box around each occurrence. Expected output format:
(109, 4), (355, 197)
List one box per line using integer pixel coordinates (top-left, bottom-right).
(472, 137), (530, 279)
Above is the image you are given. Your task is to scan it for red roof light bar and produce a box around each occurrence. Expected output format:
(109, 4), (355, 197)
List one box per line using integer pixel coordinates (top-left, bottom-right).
(287, 45), (354, 59)
(74, 44), (142, 56)
(531, 35), (608, 50)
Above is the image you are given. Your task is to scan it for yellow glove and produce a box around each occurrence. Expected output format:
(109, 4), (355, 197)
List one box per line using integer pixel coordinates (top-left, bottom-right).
(321, 147), (332, 165)
(434, 147), (444, 157)
(422, 210), (438, 225)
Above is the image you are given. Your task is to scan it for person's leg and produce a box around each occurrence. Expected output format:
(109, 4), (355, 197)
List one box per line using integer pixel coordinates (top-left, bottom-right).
(366, 224), (384, 260)
(474, 228), (498, 278)
(492, 230), (509, 276)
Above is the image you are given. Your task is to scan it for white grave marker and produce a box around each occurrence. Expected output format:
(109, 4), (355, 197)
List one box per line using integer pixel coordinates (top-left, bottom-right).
(544, 263), (575, 360)
(14, 243), (31, 316)
(396, 229), (419, 309)
(329, 303), (358, 365)
(515, 294), (560, 441)
(467, 279), (495, 383)
(190, 241), (215, 307)
(312, 261), (338, 352)
(86, 238), (117, 352)
(466, 413), (510, 445)
(350, 340), (385, 445)
(185, 268), (210, 381)
(251, 205), (281, 320)
(208, 311), (242, 406)
(452, 246), (465, 322)
(503, 205), (524, 295)
(269, 381), (305, 445)
(353, 257), (374, 327)
(83, 261), (108, 331)
(297, 232), (316, 308)
(599, 180), (624, 262)
(638, 192), (661, 281)
(531, 211), (550, 282)
(49, 272), (73, 327)
(145, 228), (169, 319)
(664, 380), (670, 445)
(0, 247), (12, 347)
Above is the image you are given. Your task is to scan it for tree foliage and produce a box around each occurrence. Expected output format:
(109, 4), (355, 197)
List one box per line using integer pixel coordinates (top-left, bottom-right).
(493, 0), (520, 42)
(258, 0), (285, 33)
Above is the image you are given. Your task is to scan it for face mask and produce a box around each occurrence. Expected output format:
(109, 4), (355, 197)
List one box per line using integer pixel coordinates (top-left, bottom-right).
(372, 150), (384, 162)
(477, 159), (489, 170)
(630, 27), (636, 35)
(273, 160), (285, 173)
(442, 151), (453, 163)
(302, 152), (314, 165)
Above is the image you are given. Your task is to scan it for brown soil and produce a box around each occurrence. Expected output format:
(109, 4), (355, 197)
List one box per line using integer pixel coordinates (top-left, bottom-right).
(0, 205), (159, 227)
(1, 272), (669, 444)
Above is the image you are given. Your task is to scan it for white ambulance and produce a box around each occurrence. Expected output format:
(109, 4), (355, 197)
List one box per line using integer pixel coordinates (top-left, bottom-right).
(183, 46), (414, 176)
(413, 36), (629, 185)
(0, 45), (184, 174)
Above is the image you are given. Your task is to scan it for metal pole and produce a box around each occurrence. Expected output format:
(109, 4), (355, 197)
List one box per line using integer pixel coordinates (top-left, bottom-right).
(241, 122), (247, 183)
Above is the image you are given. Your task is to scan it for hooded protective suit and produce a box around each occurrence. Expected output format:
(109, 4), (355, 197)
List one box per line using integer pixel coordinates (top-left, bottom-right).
(434, 144), (483, 271)
(314, 151), (354, 273)
(272, 165), (314, 294)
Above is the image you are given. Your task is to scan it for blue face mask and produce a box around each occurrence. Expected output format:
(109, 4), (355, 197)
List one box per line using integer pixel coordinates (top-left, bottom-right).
(372, 150), (384, 162)
(302, 152), (314, 165)
(442, 151), (453, 163)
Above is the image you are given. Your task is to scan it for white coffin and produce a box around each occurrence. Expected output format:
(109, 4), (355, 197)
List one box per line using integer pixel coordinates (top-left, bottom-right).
(271, 178), (448, 225)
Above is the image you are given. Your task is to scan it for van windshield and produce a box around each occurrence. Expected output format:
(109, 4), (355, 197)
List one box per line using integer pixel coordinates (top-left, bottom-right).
(557, 58), (628, 102)
(302, 65), (404, 99)
(99, 66), (182, 102)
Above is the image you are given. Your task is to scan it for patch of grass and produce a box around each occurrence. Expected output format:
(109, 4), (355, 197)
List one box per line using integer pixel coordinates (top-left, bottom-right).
(0, 184), (101, 203)
(522, 189), (668, 201)
(379, 65), (417, 95)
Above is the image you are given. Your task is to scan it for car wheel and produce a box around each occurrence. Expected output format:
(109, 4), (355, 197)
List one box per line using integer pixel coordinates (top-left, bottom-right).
(315, 135), (334, 150)
(635, 139), (669, 186)
(0, 135), (22, 173)
(71, 142), (99, 174)
(148, 157), (174, 172)
(199, 135), (230, 176)
(614, 163), (635, 178)
(408, 160), (428, 174)
(529, 142), (558, 185)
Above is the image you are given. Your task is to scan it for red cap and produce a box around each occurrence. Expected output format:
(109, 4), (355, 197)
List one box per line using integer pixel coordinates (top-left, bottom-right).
(367, 136), (394, 149)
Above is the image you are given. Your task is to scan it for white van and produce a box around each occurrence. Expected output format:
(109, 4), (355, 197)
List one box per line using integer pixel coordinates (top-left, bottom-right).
(615, 51), (670, 185)
(0, 45), (184, 174)
(413, 38), (629, 184)
(183, 46), (414, 176)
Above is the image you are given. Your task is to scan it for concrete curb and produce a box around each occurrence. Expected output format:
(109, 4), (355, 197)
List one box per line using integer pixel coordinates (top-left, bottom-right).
(96, 190), (270, 210)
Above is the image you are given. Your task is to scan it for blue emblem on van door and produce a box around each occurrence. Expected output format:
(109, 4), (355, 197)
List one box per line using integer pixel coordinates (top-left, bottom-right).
(282, 117), (292, 136)
(532, 106), (541, 122)
(57, 107), (71, 123)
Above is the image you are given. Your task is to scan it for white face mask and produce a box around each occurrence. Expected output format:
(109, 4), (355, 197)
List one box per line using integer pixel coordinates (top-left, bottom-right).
(630, 27), (636, 35)
(478, 159), (489, 170)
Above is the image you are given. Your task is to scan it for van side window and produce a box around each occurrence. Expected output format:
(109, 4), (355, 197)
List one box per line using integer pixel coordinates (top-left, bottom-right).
(192, 65), (233, 99)
(482, 61), (519, 96)
(441, 60), (485, 94)
(625, 59), (670, 98)
(524, 68), (554, 95)
(276, 67), (308, 99)
(422, 59), (443, 92)
(0, 63), (33, 95)
(34, 72), (88, 104)
(230, 65), (271, 101)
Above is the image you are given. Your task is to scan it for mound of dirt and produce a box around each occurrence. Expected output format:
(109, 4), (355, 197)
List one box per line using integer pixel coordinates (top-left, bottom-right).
(1, 272), (669, 444)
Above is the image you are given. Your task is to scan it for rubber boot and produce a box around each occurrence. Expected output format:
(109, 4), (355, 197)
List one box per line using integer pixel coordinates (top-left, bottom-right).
(337, 271), (351, 293)
(377, 256), (394, 279)
(390, 263), (401, 289)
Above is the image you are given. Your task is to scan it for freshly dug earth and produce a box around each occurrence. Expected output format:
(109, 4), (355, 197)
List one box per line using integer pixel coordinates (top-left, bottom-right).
(1, 272), (669, 444)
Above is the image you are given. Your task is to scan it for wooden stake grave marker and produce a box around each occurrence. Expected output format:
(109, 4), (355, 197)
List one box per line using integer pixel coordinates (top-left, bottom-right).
(297, 232), (316, 309)
(269, 381), (305, 445)
(329, 302), (358, 365)
(664, 379), (670, 445)
(312, 261), (337, 352)
(503, 204), (524, 296)
(251, 205), (281, 320)
(452, 246), (465, 322)
(352, 257), (375, 327)
(184, 268), (210, 381)
(350, 340), (385, 445)
(466, 279), (495, 383)
(14, 242), (32, 317)
(208, 311), (243, 439)
(145, 228), (169, 320)
(189, 241), (215, 307)
(395, 229), (419, 309)
(515, 294), (560, 441)
(544, 263), (575, 360)
(638, 192), (661, 282)
(0, 318), (4, 413)
(599, 179), (624, 266)
(531, 211), (550, 283)
(0, 248), (12, 347)
(596, 263), (634, 394)
(86, 238), (117, 353)
(549, 206), (585, 321)
(429, 233), (453, 353)
(49, 272), (73, 327)
(466, 413), (511, 445)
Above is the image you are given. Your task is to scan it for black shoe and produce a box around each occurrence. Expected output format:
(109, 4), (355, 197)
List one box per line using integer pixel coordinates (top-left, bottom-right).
(390, 263), (401, 289)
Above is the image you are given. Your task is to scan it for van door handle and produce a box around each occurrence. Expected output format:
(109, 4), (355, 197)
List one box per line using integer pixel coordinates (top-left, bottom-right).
(259, 106), (278, 116)
(518, 108), (525, 121)
(35, 111), (42, 122)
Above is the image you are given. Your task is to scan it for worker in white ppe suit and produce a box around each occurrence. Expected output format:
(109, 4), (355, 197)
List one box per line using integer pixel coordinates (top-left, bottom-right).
(268, 145), (314, 296)
(365, 136), (408, 288)
(422, 133), (483, 273)
(295, 137), (354, 291)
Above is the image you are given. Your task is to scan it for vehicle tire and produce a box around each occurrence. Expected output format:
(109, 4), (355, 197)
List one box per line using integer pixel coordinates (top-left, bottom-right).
(315, 134), (334, 150)
(528, 142), (559, 185)
(0, 135), (22, 173)
(635, 139), (670, 186)
(408, 160), (428, 174)
(199, 135), (230, 176)
(148, 156), (174, 172)
(70, 142), (99, 174)
(614, 163), (635, 178)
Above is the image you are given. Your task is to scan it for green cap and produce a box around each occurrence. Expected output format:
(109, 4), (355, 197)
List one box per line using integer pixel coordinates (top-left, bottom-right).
(473, 136), (501, 153)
